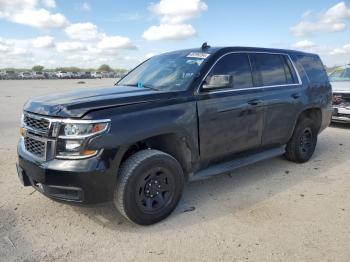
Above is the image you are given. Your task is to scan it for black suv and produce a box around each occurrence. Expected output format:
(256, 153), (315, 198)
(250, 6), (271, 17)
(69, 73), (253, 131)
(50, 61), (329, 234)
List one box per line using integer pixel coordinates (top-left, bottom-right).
(17, 45), (332, 225)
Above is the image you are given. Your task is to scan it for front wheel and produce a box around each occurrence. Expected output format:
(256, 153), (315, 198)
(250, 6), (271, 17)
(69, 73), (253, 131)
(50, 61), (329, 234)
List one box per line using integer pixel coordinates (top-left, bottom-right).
(114, 149), (184, 225)
(285, 117), (318, 163)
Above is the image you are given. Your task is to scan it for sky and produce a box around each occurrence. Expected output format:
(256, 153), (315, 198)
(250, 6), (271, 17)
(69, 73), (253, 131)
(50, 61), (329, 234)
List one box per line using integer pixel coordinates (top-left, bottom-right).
(0, 0), (350, 69)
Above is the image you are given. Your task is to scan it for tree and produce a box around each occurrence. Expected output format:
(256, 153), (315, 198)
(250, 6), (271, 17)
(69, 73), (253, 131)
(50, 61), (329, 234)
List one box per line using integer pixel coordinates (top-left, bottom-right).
(32, 65), (44, 72)
(98, 64), (112, 72)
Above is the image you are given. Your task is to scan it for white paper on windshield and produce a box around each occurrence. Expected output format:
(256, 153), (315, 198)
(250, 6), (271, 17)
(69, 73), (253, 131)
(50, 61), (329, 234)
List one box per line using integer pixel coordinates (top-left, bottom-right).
(187, 52), (210, 59)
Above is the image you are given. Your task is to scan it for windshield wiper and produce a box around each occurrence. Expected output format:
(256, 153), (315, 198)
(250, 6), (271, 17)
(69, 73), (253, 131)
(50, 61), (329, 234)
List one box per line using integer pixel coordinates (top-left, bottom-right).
(117, 83), (160, 91)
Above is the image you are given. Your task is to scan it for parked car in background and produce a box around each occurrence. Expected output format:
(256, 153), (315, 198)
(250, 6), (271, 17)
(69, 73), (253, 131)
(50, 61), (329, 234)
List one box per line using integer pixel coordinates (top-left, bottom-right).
(17, 45), (332, 225)
(101, 71), (115, 78)
(71, 72), (80, 79)
(115, 71), (128, 78)
(91, 71), (102, 78)
(67, 72), (74, 79)
(329, 65), (350, 123)
(79, 72), (92, 79)
(0, 71), (5, 79)
(3, 70), (18, 79)
(18, 72), (33, 79)
(43, 71), (54, 79)
(56, 71), (69, 79)
(32, 72), (45, 79)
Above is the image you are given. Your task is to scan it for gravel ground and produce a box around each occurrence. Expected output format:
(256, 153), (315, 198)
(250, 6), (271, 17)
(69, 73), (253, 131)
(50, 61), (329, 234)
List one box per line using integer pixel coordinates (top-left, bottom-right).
(0, 80), (349, 262)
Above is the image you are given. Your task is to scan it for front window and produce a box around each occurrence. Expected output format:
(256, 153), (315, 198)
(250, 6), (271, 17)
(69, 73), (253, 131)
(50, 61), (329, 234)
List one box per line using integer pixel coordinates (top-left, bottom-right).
(204, 53), (253, 90)
(329, 68), (350, 82)
(117, 51), (209, 91)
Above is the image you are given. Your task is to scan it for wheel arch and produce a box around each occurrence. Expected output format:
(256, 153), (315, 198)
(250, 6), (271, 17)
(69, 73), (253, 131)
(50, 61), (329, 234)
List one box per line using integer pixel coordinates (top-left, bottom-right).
(289, 107), (322, 140)
(117, 132), (194, 180)
(297, 107), (322, 131)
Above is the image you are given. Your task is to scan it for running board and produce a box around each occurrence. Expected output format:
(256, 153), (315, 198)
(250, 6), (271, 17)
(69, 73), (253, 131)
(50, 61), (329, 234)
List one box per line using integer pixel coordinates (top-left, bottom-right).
(190, 146), (285, 181)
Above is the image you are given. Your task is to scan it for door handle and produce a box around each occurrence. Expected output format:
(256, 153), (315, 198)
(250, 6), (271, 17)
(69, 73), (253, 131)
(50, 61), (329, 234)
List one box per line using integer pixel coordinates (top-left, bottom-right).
(247, 99), (262, 106)
(291, 93), (301, 99)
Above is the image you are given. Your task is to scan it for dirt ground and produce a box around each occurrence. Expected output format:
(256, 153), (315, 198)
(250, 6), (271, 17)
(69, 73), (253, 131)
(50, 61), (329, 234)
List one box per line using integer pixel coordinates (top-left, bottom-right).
(0, 79), (349, 262)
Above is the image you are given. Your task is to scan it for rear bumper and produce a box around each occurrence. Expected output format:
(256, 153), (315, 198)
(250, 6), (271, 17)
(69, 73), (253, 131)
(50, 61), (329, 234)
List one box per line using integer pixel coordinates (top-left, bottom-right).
(17, 143), (118, 204)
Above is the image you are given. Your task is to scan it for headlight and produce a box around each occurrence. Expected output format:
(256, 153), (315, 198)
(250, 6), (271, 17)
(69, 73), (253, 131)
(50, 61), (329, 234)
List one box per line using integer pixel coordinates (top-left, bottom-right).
(56, 120), (110, 159)
(62, 122), (109, 137)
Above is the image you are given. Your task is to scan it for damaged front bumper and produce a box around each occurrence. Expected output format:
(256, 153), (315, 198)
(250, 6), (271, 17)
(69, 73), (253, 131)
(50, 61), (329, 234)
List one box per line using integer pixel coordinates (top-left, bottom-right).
(332, 105), (350, 123)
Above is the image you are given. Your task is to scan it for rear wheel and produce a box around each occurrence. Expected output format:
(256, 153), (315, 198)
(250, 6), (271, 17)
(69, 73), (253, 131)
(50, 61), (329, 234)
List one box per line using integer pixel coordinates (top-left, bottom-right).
(114, 149), (184, 225)
(285, 117), (318, 163)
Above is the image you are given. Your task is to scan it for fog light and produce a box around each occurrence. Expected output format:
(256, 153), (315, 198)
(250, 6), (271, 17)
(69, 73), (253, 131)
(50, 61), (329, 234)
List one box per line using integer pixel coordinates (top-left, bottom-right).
(56, 138), (99, 159)
(65, 140), (82, 151)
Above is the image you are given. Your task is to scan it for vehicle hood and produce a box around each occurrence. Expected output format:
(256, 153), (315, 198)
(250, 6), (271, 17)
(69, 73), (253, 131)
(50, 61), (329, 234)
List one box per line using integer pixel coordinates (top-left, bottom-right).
(24, 86), (175, 118)
(331, 81), (350, 93)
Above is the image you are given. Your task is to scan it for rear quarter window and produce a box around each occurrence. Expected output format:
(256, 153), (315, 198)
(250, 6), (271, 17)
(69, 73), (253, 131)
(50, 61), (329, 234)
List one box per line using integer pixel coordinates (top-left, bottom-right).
(296, 54), (329, 83)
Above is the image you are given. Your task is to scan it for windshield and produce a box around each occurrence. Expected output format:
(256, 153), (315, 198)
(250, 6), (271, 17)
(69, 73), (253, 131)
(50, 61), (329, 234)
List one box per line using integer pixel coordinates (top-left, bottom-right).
(329, 68), (350, 82)
(117, 51), (209, 91)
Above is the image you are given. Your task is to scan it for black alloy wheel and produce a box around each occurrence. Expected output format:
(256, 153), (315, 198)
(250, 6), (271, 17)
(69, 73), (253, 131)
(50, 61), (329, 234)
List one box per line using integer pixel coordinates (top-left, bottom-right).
(299, 127), (313, 157)
(285, 117), (318, 163)
(114, 149), (184, 225)
(136, 166), (175, 214)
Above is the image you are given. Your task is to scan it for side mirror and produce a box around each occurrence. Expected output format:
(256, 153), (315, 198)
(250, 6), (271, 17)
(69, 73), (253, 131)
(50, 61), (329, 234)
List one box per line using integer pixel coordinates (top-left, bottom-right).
(202, 74), (233, 90)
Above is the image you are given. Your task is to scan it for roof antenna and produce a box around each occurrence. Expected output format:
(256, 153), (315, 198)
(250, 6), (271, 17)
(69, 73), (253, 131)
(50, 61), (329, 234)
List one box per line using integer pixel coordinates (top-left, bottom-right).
(201, 42), (210, 50)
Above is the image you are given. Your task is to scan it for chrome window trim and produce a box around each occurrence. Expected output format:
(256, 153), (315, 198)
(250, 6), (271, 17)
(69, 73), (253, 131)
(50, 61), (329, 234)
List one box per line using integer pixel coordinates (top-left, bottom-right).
(195, 51), (303, 95)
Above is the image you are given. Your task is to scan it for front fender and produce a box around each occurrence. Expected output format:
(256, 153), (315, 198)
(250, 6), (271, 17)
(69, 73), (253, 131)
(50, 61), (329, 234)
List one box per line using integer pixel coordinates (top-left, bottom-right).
(86, 101), (199, 157)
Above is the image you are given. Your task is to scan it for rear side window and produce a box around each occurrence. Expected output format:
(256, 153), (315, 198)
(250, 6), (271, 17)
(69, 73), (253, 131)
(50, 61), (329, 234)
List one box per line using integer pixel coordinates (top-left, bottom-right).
(251, 53), (297, 86)
(207, 53), (253, 89)
(296, 54), (328, 83)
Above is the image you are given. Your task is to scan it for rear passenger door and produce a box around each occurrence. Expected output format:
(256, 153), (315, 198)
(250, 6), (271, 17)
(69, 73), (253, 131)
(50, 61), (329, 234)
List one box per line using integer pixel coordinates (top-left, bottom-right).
(249, 53), (302, 146)
(197, 53), (264, 163)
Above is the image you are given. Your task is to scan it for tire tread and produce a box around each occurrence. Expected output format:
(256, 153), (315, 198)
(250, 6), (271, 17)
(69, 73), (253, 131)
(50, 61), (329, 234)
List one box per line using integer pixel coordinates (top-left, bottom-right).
(285, 117), (317, 163)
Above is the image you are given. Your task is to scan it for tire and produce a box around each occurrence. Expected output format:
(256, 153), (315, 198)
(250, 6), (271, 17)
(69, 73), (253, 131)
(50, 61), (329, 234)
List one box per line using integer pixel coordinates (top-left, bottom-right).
(114, 149), (184, 225)
(285, 117), (318, 163)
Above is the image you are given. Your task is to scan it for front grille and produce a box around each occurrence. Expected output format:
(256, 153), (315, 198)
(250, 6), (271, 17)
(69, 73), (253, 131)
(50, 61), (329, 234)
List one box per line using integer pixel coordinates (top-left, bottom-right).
(342, 93), (350, 102)
(24, 136), (46, 158)
(24, 114), (50, 133)
(333, 93), (350, 103)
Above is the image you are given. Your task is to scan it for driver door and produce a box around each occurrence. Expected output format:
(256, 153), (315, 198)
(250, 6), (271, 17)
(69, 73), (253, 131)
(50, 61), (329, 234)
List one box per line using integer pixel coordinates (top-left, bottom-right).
(196, 53), (264, 163)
